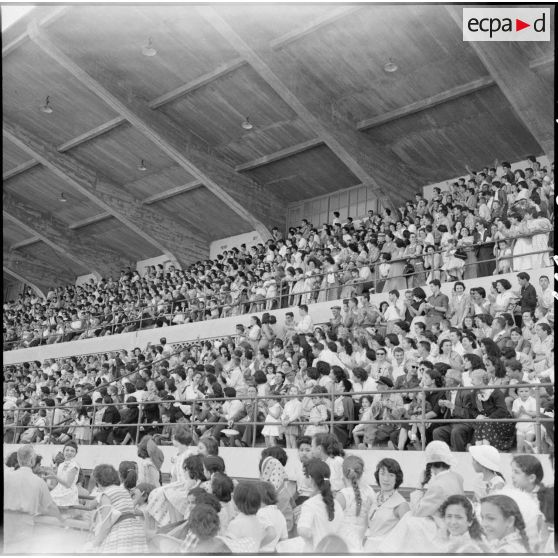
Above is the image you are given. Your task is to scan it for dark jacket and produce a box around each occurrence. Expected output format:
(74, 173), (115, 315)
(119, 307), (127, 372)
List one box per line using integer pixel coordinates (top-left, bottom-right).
(441, 389), (478, 420)
(474, 388), (512, 419)
(520, 283), (538, 314)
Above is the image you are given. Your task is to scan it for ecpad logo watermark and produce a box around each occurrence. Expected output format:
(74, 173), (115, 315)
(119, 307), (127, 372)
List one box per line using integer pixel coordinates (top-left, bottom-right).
(463, 8), (550, 41)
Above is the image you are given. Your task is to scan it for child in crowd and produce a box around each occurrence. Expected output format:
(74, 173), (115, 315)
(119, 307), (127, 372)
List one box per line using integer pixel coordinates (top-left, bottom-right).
(437, 494), (486, 553)
(211, 472), (236, 534)
(352, 395), (373, 448)
(509, 454), (550, 551)
(511, 387), (538, 453)
(280, 458), (345, 553)
(504, 361), (524, 412)
(256, 481), (289, 552)
(336, 455), (377, 551)
(468, 445), (506, 499)
(304, 387), (329, 437)
(281, 386), (302, 449)
(494, 240), (513, 274)
(202, 455), (226, 492)
(312, 433), (345, 493)
(405, 390), (431, 448)
(224, 483), (265, 552)
(262, 396), (283, 447)
(290, 436), (315, 507)
(131, 482), (156, 519)
(73, 406), (92, 445)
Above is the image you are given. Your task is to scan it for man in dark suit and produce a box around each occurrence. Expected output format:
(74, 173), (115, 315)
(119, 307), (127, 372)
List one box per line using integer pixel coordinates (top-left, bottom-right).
(432, 371), (477, 451)
(517, 272), (538, 315)
(474, 220), (496, 276)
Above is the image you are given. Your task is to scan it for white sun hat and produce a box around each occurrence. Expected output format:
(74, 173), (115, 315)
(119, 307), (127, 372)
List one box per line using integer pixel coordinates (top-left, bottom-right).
(468, 444), (502, 474)
(424, 440), (456, 467)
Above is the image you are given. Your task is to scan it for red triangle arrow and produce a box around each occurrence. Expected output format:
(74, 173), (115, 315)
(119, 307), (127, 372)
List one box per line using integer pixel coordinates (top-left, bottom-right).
(516, 18), (530, 31)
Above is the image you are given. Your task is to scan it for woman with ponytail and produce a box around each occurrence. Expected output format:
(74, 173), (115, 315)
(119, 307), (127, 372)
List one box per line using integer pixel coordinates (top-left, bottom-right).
(336, 455), (377, 551)
(118, 461), (137, 493)
(312, 433), (345, 493)
(282, 458), (344, 552)
(480, 494), (530, 553)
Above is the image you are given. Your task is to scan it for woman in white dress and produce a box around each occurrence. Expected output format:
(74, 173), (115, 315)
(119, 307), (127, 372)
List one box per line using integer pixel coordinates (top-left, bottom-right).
(290, 268), (306, 307)
(377, 441), (464, 553)
(508, 213), (532, 271)
(48, 441), (80, 507)
(317, 256), (339, 302)
(524, 207), (551, 268)
(441, 239), (465, 282)
(447, 282), (470, 328)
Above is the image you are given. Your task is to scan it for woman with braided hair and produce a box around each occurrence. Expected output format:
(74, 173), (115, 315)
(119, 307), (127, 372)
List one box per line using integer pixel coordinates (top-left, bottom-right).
(280, 458), (344, 552)
(480, 494), (530, 553)
(336, 455), (377, 551)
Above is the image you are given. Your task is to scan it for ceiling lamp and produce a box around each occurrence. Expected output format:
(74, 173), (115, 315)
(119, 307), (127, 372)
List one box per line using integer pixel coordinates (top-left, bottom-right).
(137, 159), (147, 171)
(40, 96), (53, 114)
(241, 117), (253, 130)
(383, 59), (398, 73)
(58, 193), (67, 203)
(142, 37), (157, 57)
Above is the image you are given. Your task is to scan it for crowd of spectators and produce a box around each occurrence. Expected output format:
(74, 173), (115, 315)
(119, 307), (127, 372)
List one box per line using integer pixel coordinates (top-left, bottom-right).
(3, 261), (554, 455)
(2, 157), (555, 555)
(3, 158), (553, 351)
(3, 435), (555, 553)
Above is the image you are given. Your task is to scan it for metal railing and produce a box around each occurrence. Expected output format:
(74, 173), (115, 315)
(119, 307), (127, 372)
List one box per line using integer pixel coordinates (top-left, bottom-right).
(3, 228), (553, 351)
(4, 382), (554, 453)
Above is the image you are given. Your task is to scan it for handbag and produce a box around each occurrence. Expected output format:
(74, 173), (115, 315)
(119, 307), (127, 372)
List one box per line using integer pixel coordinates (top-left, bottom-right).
(454, 248), (468, 260)
(403, 261), (415, 276)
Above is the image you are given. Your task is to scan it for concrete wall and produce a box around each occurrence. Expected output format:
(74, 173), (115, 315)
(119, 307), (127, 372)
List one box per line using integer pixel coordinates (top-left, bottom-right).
(3, 265), (552, 365)
(210, 231), (264, 260)
(4, 443), (553, 492)
(422, 156), (551, 200)
(75, 273), (99, 287)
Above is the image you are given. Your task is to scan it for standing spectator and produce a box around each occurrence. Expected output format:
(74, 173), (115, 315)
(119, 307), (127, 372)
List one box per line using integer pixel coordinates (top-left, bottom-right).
(474, 220), (496, 276)
(516, 272), (538, 318)
(295, 305), (313, 334)
(424, 280), (449, 329)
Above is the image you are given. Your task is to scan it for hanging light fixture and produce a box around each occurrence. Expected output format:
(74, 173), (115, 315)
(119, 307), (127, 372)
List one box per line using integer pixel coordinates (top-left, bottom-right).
(40, 96), (53, 114)
(241, 117), (253, 130)
(58, 193), (67, 203)
(383, 59), (398, 73)
(141, 37), (157, 57)
(137, 159), (147, 171)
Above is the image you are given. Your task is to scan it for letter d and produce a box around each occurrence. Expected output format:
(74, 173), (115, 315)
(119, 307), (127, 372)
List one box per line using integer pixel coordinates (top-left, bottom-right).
(534, 13), (545, 32)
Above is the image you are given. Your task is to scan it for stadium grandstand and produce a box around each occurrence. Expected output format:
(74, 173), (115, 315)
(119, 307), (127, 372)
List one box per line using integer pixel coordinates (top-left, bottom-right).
(2, 3), (554, 555)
